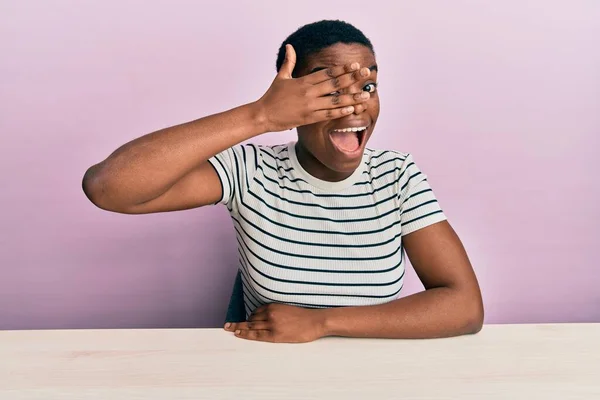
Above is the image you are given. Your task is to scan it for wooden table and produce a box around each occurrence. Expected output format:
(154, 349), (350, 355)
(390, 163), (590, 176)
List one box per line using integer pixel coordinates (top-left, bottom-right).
(1, 324), (599, 399)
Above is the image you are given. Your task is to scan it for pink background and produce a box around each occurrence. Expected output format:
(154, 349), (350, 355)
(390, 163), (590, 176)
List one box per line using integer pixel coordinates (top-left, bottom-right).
(1, 1), (599, 330)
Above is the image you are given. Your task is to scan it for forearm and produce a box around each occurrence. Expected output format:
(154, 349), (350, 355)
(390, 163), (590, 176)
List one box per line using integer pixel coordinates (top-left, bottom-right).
(320, 286), (483, 339)
(83, 101), (266, 207)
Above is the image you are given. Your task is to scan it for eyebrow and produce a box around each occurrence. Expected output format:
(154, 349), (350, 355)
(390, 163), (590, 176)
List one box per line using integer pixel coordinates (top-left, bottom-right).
(310, 64), (378, 74)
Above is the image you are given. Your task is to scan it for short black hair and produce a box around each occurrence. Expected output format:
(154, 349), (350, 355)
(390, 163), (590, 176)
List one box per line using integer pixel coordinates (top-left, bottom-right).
(276, 20), (374, 77)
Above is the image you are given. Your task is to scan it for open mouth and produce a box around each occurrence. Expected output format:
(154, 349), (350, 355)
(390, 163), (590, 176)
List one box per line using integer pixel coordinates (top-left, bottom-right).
(329, 126), (368, 154)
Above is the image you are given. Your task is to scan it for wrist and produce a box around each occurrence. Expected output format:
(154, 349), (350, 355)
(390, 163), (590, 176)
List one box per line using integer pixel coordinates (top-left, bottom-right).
(246, 100), (270, 135)
(316, 308), (337, 337)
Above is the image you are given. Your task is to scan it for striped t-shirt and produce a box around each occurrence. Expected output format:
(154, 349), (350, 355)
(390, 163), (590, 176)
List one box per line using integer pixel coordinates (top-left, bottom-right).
(208, 141), (446, 317)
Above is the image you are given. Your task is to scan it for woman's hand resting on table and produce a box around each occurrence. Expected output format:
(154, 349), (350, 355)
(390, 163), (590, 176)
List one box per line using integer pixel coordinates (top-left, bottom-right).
(224, 303), (327, 343)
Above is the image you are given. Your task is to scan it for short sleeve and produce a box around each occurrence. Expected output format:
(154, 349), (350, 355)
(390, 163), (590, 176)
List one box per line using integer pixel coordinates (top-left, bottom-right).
(207, 144), (258, 211)
(398, 154), (447, 236)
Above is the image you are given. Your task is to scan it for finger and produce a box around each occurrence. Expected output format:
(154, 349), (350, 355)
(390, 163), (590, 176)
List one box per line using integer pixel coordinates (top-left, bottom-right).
(311, 67), (371, 97)
(308, 106), (356, 123)
(277, 44), (297, 79)
(248, 311), (268, 322)
(353, 103), (367, 114)
(224, 322), (249, 332)
(312, 91), (370, 111)
(302, 62), (360, 84)
(235, 329), (273, 342)
(247, 321), (270, 330)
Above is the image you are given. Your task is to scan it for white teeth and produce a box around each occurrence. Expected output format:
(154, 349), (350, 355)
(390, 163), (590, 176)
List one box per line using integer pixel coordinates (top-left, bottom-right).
(333, 126), (367, 133)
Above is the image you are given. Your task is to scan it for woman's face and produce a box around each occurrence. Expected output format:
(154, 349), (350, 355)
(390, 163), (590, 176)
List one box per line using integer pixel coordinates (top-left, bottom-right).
(295, 43), (379, 181)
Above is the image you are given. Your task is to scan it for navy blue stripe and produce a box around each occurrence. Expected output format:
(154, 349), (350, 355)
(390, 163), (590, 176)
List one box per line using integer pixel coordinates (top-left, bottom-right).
(240, 194), (402, 235)
(400, 188), (433, 203)
(241, 276), (269, 308)
(239, 246), (403, 288)
(247, 188), (398, 223)
(233, 219), (401, 261)
(242, 145), (250, 190)
(402, 210), (444, 227)
(236, 233), (404, 274)
(364, 156), (407, 172)
(260, 150), (412, 191)
(354, 162), (415, 186)
(260, 149), (290, 162)
(240, 270), (265, 306)
(262, 160), (296, 174)
(254, 178), (398, 211)
(258, 165), (398, 198)
(403, 199), (438, 214)
(401, 171), (423, 192)
(240, 282), (261, 309)
(366, 149), (407, 161)
(233, 214), (400, 249)
(261, 159), (414, 189)
(252, 144), (259, 170)
(243, 292), (260, 310)
(238, 251), (404, 298)
(366, 150), (394, 161)
(239, 266), (334, 308)
(240, 273), (264, 307)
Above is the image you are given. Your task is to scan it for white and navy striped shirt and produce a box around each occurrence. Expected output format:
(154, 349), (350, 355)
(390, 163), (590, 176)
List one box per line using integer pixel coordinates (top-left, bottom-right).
(208, 141), (446, 317)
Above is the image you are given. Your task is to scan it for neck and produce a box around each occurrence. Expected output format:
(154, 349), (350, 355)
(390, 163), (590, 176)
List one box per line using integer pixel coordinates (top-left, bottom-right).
(295, 142), (353, 182)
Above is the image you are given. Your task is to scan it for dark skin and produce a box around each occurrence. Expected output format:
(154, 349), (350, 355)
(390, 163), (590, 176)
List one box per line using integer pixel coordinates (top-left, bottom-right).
(83, 43), (483, 343)
(226, 44), (483, 343)
(293, 43), (380, 181)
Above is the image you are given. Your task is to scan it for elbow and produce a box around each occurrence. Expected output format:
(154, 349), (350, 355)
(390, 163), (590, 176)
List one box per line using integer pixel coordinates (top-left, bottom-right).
(82, 164), (111, 210)
(464, 295), (484, 335)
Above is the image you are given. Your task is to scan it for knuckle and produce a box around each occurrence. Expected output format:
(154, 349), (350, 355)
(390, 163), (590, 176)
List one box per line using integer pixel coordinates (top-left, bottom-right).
(325, 109), (334, 119)
(326, 67), (335, 78)
(331, 94), (341, 105)
(331, 77), (341, 89)
(300, 86), (310, 98)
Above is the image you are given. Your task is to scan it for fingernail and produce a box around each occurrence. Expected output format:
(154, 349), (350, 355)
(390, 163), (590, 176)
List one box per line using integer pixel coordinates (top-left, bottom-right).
(360, 68), (369, 77)
(224, 323), (231, 329)
(351, 62), (359, 70)
(344, 106), (354, 114)
(235, 330), (241, 335)
(361, 92), (370, 99)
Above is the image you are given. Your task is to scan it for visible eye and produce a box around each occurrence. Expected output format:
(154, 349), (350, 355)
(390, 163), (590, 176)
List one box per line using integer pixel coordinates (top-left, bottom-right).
(363, 83), (378, 93)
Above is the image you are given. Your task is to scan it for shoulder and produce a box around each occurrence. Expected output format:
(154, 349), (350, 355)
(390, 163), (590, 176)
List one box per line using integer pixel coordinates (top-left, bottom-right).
(224, 142), (287, 162)
(364, 147), (414, 174)
(364, 148), (429, 196)
(246, 143), (291, 165)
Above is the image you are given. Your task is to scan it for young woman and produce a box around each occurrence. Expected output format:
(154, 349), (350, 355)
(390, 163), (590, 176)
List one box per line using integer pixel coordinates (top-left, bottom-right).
(82, 20), (484, 343)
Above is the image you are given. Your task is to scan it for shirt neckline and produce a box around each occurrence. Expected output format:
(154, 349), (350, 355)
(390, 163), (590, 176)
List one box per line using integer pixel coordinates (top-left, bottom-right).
(287, 141), (367, 192)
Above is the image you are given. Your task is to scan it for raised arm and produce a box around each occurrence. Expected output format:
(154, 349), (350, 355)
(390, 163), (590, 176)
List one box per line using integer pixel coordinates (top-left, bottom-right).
(82, 45), (372, 214)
